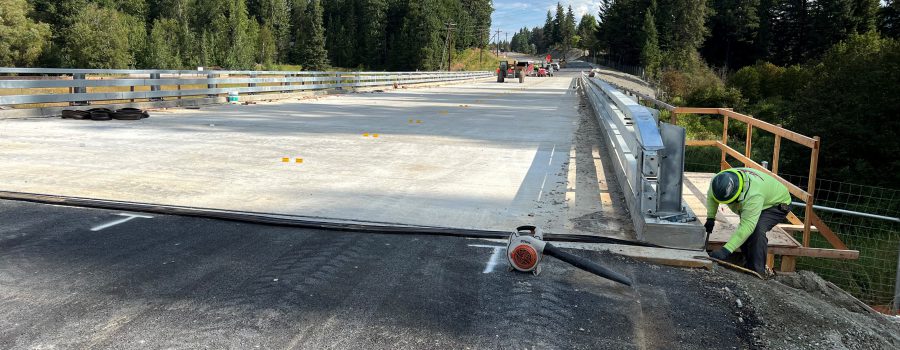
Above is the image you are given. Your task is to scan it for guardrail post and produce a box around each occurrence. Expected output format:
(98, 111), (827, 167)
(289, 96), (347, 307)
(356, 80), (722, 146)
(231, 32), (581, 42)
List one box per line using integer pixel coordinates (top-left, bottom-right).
(207, 73), (217, 98)
(71, 73), (88, 106)
(248, 73), (257, 95)
(336, 73), (343, 90)
(149, 72), (162, 101)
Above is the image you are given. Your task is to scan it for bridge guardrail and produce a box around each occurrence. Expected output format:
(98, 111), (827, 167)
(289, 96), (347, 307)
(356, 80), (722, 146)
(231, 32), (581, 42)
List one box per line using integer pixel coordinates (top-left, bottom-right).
(0, 68), (492, 107)
(579, 73), (705, 250)
(599, 78), (860, 273)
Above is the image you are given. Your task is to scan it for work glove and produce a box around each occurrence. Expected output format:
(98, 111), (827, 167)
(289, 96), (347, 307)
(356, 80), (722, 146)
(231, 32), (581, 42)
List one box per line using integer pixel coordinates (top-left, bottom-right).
(704, 218), (716, 234)
(709, 247), (731, 260)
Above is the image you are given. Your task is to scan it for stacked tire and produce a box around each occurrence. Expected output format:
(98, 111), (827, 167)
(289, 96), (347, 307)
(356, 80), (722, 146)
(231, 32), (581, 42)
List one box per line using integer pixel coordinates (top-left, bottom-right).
(111, 108), (148, 120)
(60, 108), (149, 121)
(61, 110), (90, 120)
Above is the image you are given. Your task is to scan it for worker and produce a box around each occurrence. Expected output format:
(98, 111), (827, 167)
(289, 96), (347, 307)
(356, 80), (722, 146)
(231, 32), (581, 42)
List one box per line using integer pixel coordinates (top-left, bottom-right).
(705, 167), (792, 275)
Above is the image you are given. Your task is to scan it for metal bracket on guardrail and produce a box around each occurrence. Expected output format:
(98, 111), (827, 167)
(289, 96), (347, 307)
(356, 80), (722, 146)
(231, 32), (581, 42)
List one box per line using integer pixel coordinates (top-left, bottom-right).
(207, 72), (217, 97)
(579, 73), (704, 249)
(149, 73), (162, 101)
(71, 73), (88, 106)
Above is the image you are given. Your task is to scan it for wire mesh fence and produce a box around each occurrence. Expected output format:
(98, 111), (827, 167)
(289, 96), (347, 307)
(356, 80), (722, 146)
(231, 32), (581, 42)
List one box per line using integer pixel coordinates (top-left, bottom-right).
(779, 173), (900, 312)
(592, 55), (647, 81)
(684, 162), (899, 312)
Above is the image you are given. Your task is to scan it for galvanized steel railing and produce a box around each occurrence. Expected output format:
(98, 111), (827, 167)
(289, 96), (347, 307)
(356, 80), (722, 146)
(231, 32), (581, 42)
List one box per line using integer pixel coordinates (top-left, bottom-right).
(0, 68), (492, 106)
(579, 73), (704, 249)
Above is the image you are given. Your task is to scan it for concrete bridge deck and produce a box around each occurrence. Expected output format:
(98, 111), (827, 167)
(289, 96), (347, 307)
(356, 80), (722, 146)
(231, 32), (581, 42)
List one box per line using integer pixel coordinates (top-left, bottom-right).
(0, 72), (632, 238)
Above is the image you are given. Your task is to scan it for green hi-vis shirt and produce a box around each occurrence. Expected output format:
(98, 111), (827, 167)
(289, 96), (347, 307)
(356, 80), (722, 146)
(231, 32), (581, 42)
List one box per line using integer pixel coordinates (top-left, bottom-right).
(707, 167), (792, 252)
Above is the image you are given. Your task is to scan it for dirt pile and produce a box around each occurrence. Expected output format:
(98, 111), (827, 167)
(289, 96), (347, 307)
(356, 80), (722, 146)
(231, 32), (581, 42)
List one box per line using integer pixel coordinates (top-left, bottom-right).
(705, 268), (900, 349)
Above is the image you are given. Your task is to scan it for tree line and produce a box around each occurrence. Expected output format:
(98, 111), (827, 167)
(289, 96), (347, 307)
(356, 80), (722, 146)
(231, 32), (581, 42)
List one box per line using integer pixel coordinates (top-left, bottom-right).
(508, 3), (598, 60)
(0, 0), (493, 71)
(594, 0), (899, 186)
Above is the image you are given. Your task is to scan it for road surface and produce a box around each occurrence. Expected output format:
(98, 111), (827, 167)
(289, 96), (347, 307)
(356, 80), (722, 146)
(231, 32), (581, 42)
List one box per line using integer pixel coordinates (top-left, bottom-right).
(0, 71), (630, 238)
(0, 199), (749, 349)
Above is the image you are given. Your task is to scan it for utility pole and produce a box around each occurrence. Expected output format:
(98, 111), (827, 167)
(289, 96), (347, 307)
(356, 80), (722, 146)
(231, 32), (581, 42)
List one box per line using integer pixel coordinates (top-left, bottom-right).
(495, 29), (502, 57)
(505, 32), (509, 53)
(440, 22), (456, 71)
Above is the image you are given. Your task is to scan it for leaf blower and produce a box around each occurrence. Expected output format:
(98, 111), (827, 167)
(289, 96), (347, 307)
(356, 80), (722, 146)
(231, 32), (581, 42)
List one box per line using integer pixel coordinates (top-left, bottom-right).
(507, 225), (633, 286)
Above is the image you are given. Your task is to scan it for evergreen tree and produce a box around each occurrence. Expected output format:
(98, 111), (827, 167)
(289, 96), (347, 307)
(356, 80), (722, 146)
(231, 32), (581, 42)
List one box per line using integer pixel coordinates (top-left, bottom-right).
(63, 4), (145, 68)
(146, 18), (183, 68)
(297, 0), (329, 70)
(881, 0), (900, 38)
(562, 5), (577, 57)
(576, 14), (598, 55)
(553, 3), (565, 44)
(544, 10), (555, 47)
(361, 0), (388, 68)
(223, 0), (256, 69)
(640, 0), (661, 77)
(257, 23), (277, 66)
(0, 0), (52, 67)
(258, 0), (291, 63)
(701, 0), (760, 69)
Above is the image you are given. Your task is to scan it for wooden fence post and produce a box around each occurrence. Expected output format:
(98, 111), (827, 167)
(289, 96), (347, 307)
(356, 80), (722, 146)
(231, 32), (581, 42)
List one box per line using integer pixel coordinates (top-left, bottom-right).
(720, 115), (729, 171)
(803, 136), (822, 247)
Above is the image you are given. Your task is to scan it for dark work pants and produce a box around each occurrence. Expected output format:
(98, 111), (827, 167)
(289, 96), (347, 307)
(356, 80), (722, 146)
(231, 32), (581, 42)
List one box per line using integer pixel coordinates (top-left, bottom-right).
(740, 205), (790, 274)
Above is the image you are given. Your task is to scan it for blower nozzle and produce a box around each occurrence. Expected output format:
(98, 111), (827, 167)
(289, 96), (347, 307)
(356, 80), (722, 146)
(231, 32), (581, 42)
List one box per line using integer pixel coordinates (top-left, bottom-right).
(507, 226), (632, 286)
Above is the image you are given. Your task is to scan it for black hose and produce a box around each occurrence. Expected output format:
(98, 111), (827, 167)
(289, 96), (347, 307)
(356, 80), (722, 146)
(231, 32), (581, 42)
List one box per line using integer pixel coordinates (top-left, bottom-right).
(543, 243), (633, 286)
(0, 190), (663, 248)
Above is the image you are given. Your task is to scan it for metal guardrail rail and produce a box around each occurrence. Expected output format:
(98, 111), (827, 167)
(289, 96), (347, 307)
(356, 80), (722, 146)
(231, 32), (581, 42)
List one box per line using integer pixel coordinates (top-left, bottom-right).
(578, 73), (705, 249)
(0, 68), (492, 106)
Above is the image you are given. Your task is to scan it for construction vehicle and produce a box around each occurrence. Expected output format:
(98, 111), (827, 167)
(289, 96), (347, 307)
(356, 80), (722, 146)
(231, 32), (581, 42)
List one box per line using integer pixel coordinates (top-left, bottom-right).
(497, 60), (535, 83)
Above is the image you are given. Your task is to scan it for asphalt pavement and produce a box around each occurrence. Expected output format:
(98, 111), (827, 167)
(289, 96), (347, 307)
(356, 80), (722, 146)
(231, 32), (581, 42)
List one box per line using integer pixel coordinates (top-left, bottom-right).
(0, 199), (752, 349)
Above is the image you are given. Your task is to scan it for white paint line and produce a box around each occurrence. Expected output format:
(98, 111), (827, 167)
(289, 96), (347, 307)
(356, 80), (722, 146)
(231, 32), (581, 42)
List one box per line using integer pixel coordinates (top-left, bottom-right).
(468, 244), (507, 274)
(548, 144), (556, 166)
(537, 173), (548, 201)
(90, 213), (153, 232)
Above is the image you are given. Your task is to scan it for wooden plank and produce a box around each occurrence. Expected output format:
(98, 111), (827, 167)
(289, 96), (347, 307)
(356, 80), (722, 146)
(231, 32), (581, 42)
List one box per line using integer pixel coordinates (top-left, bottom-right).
(781, 256), (797, 272)
(686, 139), (718, 147)
(766, 253), (775, 269)
(717, 142), (812, 202)
(721, 116), (729, 171)
(745, 123), (753, 158)
(551, 242), (714, 269)
(720, 109), (818, 148)
(803, 137), (821, 247)
(769, 247), (859, 259)
(778, 224), (819, 232)
(674, 107), (722, 115)
(786, 212), (804, 225)
(772, 133), (782, 173)
(808, 210), (849, 250)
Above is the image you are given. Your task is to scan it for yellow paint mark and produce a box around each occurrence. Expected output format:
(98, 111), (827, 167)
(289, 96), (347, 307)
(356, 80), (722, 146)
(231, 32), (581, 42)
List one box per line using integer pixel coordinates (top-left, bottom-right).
(415, 120), (422, 124)
(438, 111), (448, 115)
(408, 119), (413, 123)
(363, 133), (369, 137)
(295, 158), (303, 164)
(373, 134), (379, 138)
(281, 157), (290, 163)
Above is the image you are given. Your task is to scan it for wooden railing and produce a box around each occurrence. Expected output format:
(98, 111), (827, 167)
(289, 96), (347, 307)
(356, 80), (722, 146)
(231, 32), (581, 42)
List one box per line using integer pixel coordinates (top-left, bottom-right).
(599, 79), (855, 270)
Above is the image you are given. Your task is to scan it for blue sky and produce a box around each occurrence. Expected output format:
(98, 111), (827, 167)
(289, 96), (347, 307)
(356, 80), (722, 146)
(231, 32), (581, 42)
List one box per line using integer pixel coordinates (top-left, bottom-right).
(491, 1), (600, 37)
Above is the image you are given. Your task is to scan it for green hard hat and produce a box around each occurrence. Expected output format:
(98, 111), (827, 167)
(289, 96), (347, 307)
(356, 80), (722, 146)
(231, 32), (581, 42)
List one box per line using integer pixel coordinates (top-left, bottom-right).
(711, 170), (743, 204)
